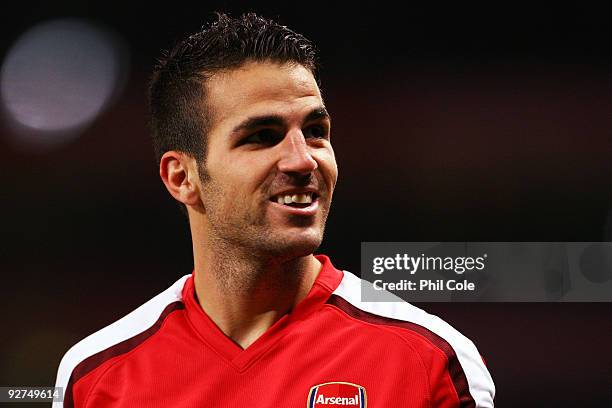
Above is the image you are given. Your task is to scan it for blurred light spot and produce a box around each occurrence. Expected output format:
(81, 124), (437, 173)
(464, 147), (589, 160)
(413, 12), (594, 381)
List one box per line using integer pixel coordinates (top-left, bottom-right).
(1, 19), (128, 150)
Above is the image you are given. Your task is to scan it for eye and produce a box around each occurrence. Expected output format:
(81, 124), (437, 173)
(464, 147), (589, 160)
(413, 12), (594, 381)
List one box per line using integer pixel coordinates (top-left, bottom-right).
(303, 124), (329, 139)
(240, 129), (282, 145)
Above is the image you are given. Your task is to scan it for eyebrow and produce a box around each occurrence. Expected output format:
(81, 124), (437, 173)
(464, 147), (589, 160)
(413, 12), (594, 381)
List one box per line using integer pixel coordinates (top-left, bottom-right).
(230, 107), (330, 135)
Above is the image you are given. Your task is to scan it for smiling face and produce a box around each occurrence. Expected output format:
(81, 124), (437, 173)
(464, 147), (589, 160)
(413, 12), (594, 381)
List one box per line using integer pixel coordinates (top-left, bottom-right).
(194, 61), (338, 259)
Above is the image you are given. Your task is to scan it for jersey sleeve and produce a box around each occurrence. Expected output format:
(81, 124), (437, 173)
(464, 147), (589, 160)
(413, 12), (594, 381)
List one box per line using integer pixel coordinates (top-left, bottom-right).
(52, 275), (190, 407)
(331, 270), (495, 407)
(425, 341), (494, 407)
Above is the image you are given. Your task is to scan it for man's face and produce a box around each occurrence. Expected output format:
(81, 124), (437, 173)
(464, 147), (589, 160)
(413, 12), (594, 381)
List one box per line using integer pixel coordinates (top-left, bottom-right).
(195, 61), (338, 259)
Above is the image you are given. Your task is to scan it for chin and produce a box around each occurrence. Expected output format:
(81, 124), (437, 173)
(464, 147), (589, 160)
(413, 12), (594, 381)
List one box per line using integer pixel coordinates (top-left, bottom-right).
(264, 231), (323, 260)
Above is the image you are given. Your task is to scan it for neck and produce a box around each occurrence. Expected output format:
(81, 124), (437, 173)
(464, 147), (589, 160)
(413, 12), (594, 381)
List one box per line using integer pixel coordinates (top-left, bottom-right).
(192, 236), (321, 349)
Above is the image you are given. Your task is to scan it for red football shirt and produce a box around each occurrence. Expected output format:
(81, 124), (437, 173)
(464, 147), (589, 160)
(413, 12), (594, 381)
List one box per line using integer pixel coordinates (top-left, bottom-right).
(54, 255), (494, 407)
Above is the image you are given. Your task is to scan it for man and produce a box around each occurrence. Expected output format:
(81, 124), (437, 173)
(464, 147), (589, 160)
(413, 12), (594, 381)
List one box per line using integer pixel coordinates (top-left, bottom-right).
(54, 13), (495, 407)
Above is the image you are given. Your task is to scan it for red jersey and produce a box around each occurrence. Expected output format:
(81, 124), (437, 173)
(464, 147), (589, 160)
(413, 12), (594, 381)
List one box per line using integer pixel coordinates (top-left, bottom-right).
(54, 255), (494, 407)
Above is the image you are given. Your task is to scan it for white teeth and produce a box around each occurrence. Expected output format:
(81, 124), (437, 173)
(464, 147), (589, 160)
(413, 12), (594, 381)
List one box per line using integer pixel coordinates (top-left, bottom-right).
(292, 194), (312, 204)
(274, 193), (314, 205)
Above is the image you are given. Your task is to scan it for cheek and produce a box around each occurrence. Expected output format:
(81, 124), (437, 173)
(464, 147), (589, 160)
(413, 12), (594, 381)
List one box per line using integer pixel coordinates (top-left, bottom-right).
(202, 180), (243, 221)
(317, 151), (339, 188)
(204, 166), (260, 208)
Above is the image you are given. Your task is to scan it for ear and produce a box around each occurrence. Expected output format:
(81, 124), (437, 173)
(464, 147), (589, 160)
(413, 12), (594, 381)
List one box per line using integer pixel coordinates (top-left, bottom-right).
(159, 151), (202, 207)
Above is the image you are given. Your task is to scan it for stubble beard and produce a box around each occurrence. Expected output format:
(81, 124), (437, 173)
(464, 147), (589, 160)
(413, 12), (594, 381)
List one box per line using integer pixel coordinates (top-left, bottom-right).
(197, 169), (330, 294)
(198, 165), (329, 265)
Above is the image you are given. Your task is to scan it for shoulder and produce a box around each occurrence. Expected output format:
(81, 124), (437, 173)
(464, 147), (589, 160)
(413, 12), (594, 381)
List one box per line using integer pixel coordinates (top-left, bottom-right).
(53, 275), (190, 408)
(327, 270), (496, 408)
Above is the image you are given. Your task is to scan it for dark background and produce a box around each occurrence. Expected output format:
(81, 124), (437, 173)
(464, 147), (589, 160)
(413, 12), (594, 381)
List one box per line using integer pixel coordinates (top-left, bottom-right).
(1, 2), (611, 407)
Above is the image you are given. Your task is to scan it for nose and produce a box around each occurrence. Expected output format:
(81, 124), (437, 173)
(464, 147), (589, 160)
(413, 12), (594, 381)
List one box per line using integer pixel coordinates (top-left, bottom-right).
(276, 129), (318, 175)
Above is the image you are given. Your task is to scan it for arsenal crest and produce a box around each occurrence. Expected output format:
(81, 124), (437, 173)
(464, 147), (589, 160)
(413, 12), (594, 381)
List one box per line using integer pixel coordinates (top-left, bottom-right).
(307, 382), (367, 407)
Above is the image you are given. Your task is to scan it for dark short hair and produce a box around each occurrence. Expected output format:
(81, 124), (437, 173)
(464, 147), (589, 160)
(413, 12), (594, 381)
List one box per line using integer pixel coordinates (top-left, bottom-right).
(148, 12), (319, 169)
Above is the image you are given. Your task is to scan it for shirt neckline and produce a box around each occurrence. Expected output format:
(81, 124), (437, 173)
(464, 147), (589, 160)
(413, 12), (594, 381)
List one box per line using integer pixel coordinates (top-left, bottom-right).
(181, 254), (343, 371)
